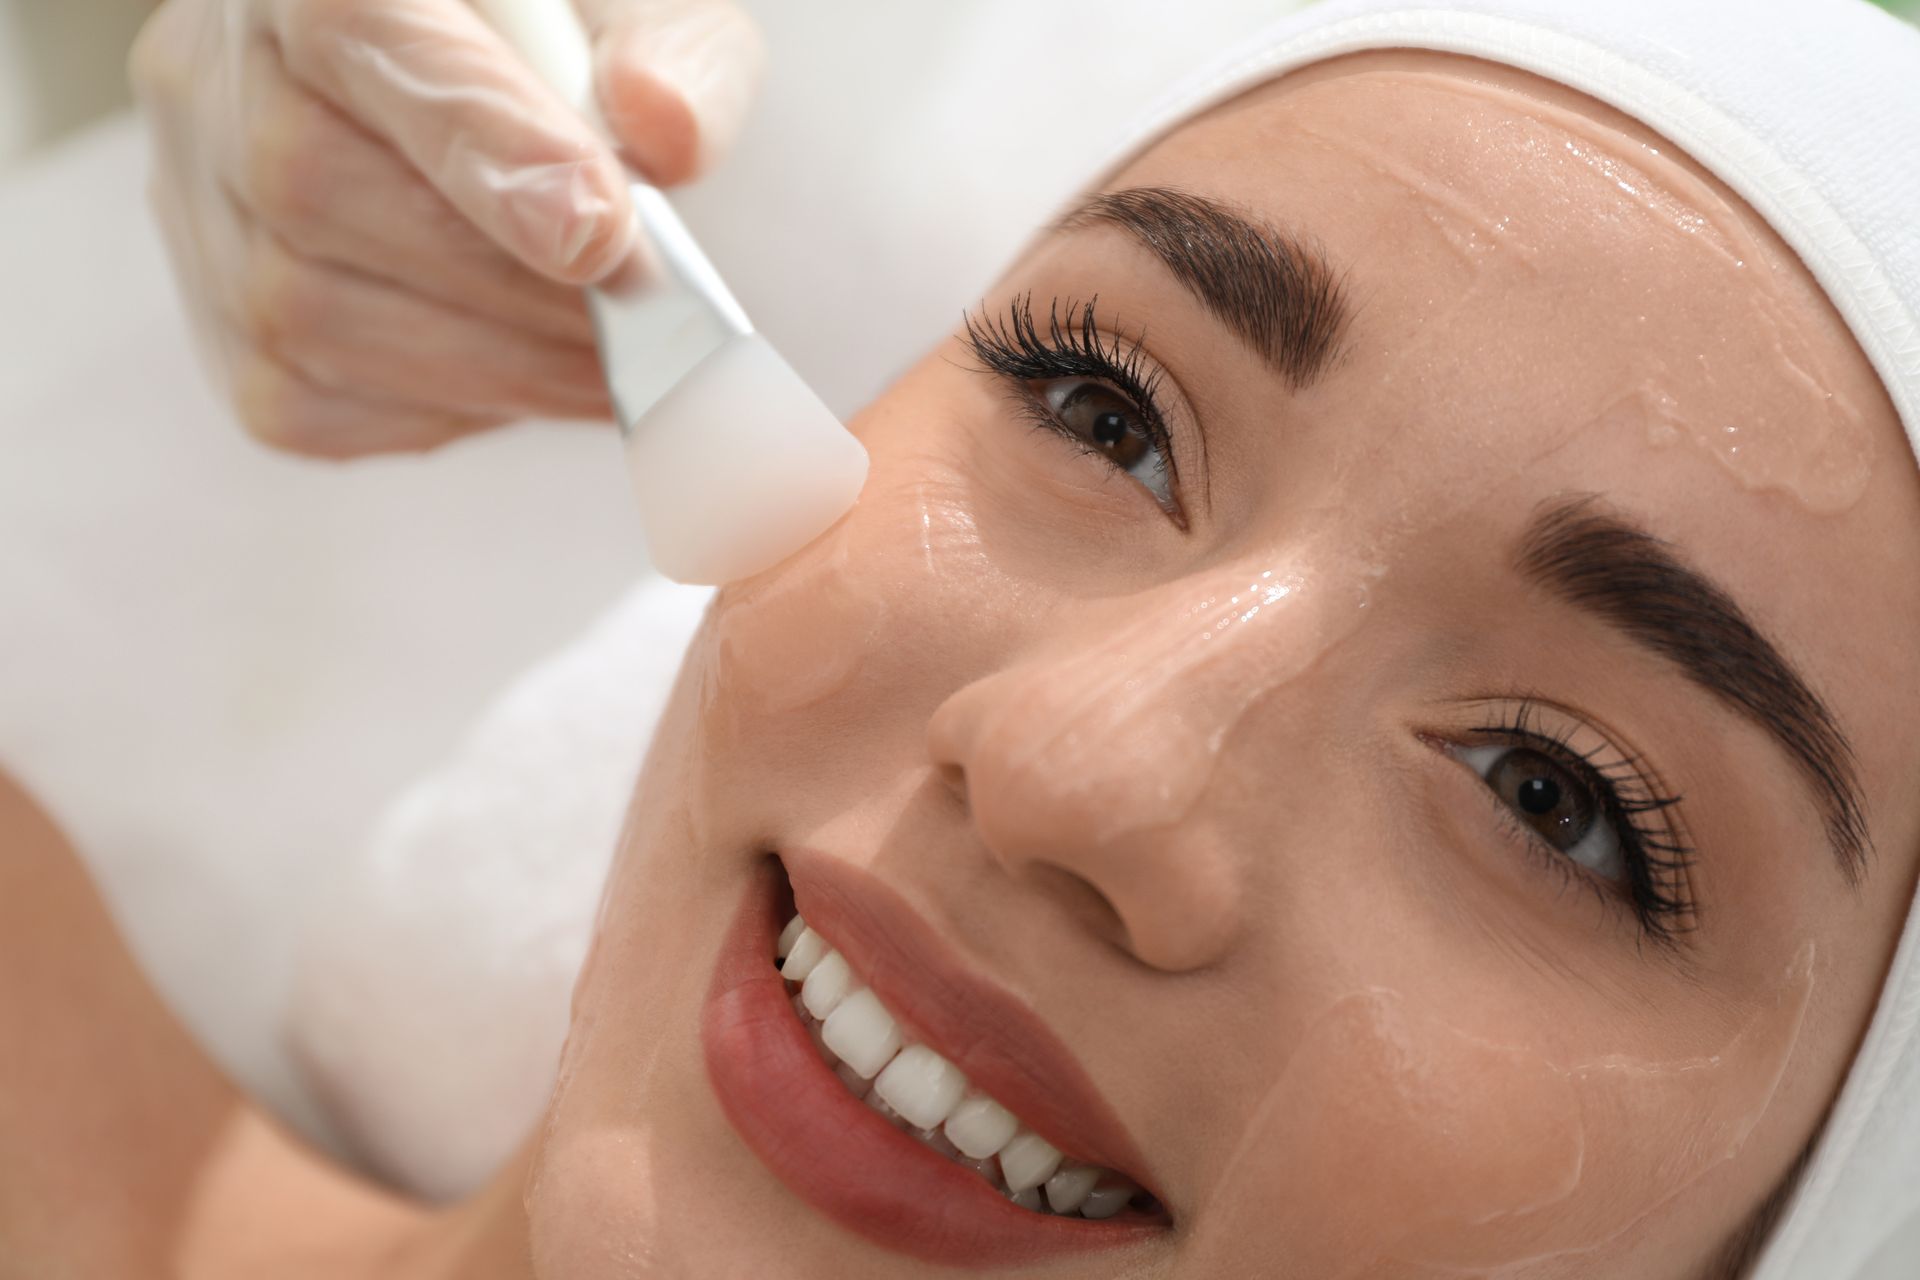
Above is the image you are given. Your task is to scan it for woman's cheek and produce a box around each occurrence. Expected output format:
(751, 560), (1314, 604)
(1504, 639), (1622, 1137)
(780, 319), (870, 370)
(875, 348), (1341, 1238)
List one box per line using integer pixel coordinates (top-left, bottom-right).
(709, 515), (891, 715)
(705, 402), (1030, 721)
(1184, 989), (1585, 1278)
(1184, 946), (1816, 1278)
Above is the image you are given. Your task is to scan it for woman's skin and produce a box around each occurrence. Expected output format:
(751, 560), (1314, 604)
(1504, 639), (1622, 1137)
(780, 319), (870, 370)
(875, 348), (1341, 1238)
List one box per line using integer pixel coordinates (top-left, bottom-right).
(4, 48), (1918, 1279)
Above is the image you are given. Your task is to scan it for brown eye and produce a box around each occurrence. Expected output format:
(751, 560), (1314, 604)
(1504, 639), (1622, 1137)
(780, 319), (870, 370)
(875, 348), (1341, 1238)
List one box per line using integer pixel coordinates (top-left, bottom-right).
(1487, 749), (1596, 850)
(1057, 383), (1150, 467)
(1034, 378), (1173, 508)
(1451, 742), (1626, 880)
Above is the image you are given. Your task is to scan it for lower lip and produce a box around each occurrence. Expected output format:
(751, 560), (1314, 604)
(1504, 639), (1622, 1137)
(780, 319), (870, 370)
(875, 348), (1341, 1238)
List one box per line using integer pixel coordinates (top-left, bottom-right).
(700, 859), (1159, 1268)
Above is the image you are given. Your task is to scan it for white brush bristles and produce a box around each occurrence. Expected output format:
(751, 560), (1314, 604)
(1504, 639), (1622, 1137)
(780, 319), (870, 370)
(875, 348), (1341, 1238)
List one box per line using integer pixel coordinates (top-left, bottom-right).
(627, 334), (868, 584)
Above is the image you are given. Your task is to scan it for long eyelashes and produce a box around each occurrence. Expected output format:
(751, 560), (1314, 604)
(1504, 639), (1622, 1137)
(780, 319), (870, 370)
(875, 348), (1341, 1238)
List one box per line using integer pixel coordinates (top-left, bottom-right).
(963, 292), (1163, 406)
(961, 293), (1183, 511)
(1471, 700), (1696, 944)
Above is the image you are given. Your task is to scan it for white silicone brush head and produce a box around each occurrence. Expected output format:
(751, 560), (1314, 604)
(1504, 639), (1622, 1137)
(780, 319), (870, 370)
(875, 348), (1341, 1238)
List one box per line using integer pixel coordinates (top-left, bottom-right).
(626, 334), (869, 584)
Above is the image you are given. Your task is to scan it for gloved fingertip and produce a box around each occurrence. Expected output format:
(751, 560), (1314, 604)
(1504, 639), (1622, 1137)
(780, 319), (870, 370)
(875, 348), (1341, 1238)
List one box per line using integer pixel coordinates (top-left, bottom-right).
(598, 4), (765, 183)
(599, 60), (701, 185)
(500, 156), (639, 285)
(560, 193), (642, 285)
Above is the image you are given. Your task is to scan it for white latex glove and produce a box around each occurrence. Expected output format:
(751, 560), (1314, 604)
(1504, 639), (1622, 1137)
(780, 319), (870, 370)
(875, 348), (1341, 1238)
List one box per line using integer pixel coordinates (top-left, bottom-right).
(131, 0), (764, 457)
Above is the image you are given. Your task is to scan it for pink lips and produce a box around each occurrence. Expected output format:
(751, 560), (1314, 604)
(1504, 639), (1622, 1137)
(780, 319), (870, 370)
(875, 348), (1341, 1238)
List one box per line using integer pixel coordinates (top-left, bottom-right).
(700, 855), (1163, 1267)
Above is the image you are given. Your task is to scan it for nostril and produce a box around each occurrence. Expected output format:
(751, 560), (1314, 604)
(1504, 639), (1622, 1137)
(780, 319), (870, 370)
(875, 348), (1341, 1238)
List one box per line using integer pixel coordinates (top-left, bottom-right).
(936, 761), (969, 808)
(1021, 864), (1131, 956)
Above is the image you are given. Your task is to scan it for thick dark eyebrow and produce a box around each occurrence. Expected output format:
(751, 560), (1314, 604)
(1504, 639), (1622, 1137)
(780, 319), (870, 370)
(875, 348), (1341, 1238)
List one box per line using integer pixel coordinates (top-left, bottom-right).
(1053, 186), (1352, 390)
(1518, 496), (1869, 882)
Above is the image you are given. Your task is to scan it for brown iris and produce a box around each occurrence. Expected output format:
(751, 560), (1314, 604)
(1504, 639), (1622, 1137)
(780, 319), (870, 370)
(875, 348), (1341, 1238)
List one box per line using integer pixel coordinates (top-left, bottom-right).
(1486, 748), (1597, 851)
(1053, 382), (1152, 471)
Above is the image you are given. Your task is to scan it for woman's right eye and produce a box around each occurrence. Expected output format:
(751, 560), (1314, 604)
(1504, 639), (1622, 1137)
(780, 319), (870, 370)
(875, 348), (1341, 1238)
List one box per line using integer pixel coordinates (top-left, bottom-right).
(1034, 377), (1176, 509)
(1451, 741), (1627, 881)
(961, 294), (1189, 523)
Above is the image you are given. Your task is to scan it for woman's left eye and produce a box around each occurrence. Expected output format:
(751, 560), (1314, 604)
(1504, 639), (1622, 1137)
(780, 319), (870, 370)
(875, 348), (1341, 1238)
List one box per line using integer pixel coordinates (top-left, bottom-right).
(1035, 377), (1175, 508)
(1451, 742), (1627, 880)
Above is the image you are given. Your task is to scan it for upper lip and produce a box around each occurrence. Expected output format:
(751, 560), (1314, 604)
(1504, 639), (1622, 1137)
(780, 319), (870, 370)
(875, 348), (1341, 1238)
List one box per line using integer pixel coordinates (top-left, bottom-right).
(780, 848), (1157, 1196)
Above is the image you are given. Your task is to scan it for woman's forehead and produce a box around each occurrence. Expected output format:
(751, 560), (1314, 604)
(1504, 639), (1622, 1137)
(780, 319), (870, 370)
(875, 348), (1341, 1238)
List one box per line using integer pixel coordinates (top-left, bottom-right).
(1115, 55), (1878, 510)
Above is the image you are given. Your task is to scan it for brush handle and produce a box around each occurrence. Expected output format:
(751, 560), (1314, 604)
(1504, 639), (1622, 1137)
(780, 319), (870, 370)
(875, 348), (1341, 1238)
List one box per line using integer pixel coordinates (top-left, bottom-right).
(470, 0), (597, 121)
(478, 0), (862, 585)
(474, 0), (755, 439)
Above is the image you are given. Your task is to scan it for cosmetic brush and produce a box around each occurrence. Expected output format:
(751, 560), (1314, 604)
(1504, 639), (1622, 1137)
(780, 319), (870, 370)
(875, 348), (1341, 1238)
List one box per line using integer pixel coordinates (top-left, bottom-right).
(474, 0), (868, 584)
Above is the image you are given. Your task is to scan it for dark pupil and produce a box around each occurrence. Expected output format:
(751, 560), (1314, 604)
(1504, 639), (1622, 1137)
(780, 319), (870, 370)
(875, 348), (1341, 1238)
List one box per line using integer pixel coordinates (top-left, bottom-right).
(1061, 384), (1148, 468)
(1517, 776), (1559, 814)
(1489, 749), (1594, 850)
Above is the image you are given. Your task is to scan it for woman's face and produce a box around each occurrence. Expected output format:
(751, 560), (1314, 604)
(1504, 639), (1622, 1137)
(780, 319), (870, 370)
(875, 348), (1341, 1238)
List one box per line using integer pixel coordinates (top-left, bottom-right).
(522, 51), (1920, 1279)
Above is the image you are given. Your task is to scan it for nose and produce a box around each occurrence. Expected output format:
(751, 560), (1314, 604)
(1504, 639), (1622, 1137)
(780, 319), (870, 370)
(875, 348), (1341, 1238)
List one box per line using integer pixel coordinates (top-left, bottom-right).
(927, 556), (1365, 971)
(926, 640), (1248, 973)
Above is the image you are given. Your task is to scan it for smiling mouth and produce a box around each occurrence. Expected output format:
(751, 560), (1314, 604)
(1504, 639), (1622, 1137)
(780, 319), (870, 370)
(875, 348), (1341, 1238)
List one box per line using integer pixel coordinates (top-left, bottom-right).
(700, 855), (1166, 1267)
(777, 911), (1154, 1219)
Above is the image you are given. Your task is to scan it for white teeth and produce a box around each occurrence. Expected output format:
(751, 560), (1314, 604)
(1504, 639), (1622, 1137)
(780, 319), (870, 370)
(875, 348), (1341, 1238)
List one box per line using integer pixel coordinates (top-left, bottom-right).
(957, 1153), (998, 1183)
(873, 1045), (968, 1131)
(1080, 1179), (1136, 1220)
(944, 1093), (1019, 1160)
(1045, 1164), (1100, 1215)
(833, 1060), (873, 1099)
(776, 911), (1150, 1221)
(866, 1091), (911, 1130)
(998, 1130), (1063, 1193)
(780, 927), (829, 982)
(801, 950), (855, 1020)
(821, 989), (902, 1079)
(914, 1124), (959, 1160)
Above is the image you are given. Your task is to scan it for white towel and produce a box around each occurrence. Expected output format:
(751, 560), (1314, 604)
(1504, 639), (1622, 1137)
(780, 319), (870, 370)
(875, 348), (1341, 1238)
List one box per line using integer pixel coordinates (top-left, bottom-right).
(290, 3), (1920, 1273)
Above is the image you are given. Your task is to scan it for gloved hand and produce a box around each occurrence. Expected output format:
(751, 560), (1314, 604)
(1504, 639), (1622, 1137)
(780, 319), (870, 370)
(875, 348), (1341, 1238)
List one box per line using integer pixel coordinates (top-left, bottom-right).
(131, 0), (764, 457)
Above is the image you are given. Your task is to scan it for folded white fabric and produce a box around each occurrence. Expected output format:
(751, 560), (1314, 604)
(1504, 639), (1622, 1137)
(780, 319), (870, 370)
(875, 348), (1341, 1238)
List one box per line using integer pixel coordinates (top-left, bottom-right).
(290, 1), (1920, 1271)
(288, 577), (712, 1195)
